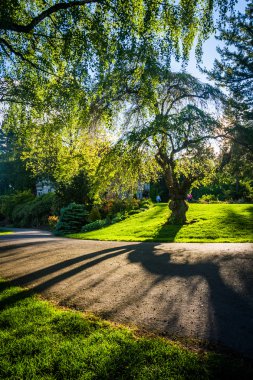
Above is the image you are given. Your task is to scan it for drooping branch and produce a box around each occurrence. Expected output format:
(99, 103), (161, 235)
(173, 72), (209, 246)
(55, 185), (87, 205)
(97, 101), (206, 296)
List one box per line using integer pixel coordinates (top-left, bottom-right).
(0, 37), (52, 74)
(0, 1), (101, 33)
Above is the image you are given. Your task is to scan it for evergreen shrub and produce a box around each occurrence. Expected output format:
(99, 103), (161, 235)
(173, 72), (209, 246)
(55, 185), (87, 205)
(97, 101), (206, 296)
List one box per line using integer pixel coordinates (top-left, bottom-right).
(55, 203), (88, 235)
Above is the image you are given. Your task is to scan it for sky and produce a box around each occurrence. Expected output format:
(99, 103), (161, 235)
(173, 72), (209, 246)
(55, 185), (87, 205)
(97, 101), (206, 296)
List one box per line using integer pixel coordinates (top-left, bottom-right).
(172, 0), (248, 83)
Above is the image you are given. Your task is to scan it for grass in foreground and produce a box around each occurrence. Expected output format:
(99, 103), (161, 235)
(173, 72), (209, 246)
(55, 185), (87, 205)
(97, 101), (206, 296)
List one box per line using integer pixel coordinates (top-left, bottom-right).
(0, 278), (252, 380)
(69, 203), (253, 243)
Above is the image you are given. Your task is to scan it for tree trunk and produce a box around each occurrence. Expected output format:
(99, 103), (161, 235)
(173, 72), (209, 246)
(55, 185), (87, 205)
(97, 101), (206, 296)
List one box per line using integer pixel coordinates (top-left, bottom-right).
(168, 199), (189, 225)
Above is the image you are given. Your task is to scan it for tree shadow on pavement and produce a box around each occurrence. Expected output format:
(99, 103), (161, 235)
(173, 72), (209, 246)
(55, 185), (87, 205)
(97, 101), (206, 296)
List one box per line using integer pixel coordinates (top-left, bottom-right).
(1, 237), (253, 358)
(128, 246), (253, 357)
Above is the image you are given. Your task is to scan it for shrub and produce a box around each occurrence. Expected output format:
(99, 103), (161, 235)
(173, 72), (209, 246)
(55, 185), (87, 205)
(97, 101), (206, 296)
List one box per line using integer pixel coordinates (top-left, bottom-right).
(101, 198), (141, 218)
(0, 191), (35, 222)
(55, 203), (88, 235)
(48, 215), (59, 230)
(126, 198), (141, 211)
(11, 193), (56, 227)
(111, 212), (128, 224)
(128, 209), (141, 215)
(140, 198), (152, 206)
(198, 194), (218, 204)
(81, 219), (109, 232)
(101, 200), (114, 217)
(88, 206), (102, 222)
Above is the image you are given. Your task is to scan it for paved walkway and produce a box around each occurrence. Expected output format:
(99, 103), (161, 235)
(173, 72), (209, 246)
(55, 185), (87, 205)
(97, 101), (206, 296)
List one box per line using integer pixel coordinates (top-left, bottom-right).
(1, 229), (253, 357)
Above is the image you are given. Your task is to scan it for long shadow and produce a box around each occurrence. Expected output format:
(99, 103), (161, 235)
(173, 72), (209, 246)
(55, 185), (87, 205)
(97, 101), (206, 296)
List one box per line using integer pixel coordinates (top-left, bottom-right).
(221, 206), (253, 238)
(8, 246), (133, 287)
(153, 221), (183, 242)
(0, 240), (60, 254)
(0, 244), (139, 309)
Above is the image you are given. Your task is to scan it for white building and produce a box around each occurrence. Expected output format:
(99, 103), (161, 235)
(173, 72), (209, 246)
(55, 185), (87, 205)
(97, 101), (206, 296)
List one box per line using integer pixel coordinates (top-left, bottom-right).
(36, 179), (55, 196)
(136, 183), (150, 199)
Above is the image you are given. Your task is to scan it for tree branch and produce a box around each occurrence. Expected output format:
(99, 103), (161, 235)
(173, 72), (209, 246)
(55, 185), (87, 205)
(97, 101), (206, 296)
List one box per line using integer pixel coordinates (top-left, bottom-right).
(0, 0), (101, 33)
(0, 37), (51, 74)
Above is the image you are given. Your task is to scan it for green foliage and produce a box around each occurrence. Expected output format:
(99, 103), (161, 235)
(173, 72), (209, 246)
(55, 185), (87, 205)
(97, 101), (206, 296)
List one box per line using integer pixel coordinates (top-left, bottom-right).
(140, 199), (152, 209)
(0, 229), (12, 235)
(198, 194), (219, 204)
(88, 207), (102, 223)
(0, 0), (235, 80)
(81, 219), (109, 233)
(0, 191), (57, 227)
(70, 203), (253, 243)
(0, 191), (35, 222)
(100, 198), (141, 218)
(110, 199), (140, 214)
(0, 128), (35, 196)
(211, 3), (253, 113)
(192, 180), (253, 203)
(55, 171), (94, 207)
(113, 70), (222, 225)
(81, 200), (151, 233)
(209, 2), (253, 182)
(96, 144), (159, 199)
(55, 203), (88, 235)
(11, 193), (56, 227)
(111, 213), (128, 224)
(1, 278), (252, 380)
(128, 209), (142, 216)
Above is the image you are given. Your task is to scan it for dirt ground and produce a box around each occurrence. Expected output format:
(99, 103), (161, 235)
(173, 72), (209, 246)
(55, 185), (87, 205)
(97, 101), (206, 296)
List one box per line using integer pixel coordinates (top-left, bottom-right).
(1, 229), (253, 357)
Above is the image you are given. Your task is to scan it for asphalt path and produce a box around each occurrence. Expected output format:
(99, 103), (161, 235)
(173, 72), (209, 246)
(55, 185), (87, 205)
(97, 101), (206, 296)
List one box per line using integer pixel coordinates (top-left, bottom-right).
(1, 229), (253, 357)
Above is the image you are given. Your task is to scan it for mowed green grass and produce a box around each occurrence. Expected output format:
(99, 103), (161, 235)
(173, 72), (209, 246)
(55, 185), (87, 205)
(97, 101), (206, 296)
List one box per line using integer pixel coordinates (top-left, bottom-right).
(0, 278), (252, 380)
(69, 204), (253, 242)
(0, 228), (12, 236)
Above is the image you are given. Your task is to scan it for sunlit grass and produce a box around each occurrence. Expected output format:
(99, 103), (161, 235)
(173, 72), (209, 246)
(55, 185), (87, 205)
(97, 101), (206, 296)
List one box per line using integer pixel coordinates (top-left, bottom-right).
(0, 278), (252, 379)
(69, 204), (253, 242)
(0, 228), (12, 236)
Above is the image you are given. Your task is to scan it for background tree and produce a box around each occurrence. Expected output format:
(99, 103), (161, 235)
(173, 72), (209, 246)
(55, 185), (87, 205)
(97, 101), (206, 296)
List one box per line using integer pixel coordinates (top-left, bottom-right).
(2, 100), (110, 203)
(211, 2), (253, 115)
(0, 128), (35, 194)
(209, 1), (253, 193)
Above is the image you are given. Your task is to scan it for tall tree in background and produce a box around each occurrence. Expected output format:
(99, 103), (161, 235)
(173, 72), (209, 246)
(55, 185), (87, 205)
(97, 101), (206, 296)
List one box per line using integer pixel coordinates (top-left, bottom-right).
(0, 128), (35, 194)
(210, 1), (253, 190)
(212, 1), (252, 115)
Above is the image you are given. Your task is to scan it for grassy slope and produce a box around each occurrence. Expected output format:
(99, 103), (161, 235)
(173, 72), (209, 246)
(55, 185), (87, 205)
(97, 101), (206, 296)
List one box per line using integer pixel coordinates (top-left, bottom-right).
(0, 278), (252, 380)
(69, 204), (253, 243)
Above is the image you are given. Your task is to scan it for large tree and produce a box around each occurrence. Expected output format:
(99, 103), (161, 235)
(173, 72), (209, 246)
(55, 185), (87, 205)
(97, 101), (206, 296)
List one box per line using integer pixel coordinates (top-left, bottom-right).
(0, 0), (237, 105)
(117, 70), (223, 224)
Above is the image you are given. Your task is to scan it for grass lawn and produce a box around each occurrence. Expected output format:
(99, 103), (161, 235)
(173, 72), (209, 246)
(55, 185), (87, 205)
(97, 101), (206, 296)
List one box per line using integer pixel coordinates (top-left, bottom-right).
(0, 278), (252, 379)
(0, 228), (12, 236)
(69, 203), (253, 243)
